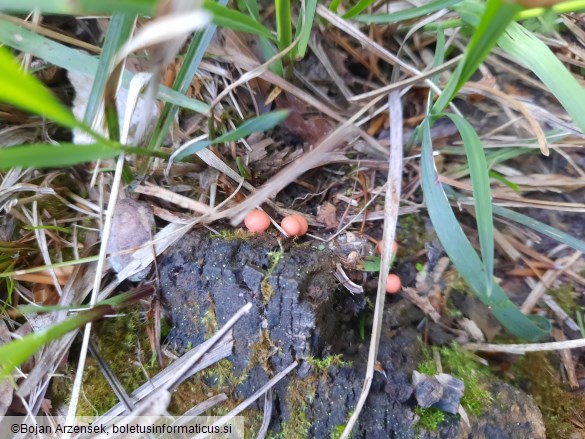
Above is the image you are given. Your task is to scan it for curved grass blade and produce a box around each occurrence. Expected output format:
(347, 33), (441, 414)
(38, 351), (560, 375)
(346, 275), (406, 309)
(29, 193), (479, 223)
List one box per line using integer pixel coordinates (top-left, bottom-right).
(203, 0), (274, 40)
(0, 286), (153, 380)
(355, 0), (461, 23)
(0, 143), (120, 170)
(0, 46), (81, 130)
(0, 0), (156, 15)
(499, 22), (585, 136)
(83, 12), (136, 126)
(174, 110), (289, 161)
(432, 0), (522, 114)
(214, 110), (289, 143)
(343, 0), (376, 19)
(148, 0), (226, 155)
(0, 306), (110, 380)
(420, 117), (550, 340)
(0, 18), (209, 115)
(275, 0), (292, 52)
(493, 206), (585, 254)
(242, 0), (282, 74)
(445, 113), (494, 296)
(294, 0), (317, 59)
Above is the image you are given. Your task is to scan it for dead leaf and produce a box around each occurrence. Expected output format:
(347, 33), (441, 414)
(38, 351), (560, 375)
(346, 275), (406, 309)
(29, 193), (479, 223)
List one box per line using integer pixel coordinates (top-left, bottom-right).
(106, 199), (155, 282)
(276, 94), (334, 145)
(33, 284), (59, 305)
(316, 202), (338, 229)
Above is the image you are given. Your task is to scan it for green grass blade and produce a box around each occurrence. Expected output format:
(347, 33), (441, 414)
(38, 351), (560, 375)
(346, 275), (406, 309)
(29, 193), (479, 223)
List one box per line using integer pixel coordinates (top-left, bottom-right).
(174, 140), (213, 160)
(445, 146), (535, 180)
(0, 0), (156, 15)
(499, 22), (585, 136)
(420, 117), (550, 340)
(433, 0), (521, 114)
(445, 113), (494, 296)
(457, 0), (520, 83)
(0, 18), (209, 115)
(175, 110), (288, 160)
(294, 0), (317, 59)
(0, 46), (81, 130)
(83, 12), (135, 126)
(104, 97), (121, 142)
(488, 170), (520, 192)
(343, 0), (376, 19)
(0, 286), (151, 379)
(242, 0), (283, 74)
(203, 0), (274, 40)
(493, 206), (585, 254)
(356, 0), (461, 23)
(0, 306), (108, 379)
(329, 0), (342, 12)
(215, 110), (289, 143)
(516, 0), (585, 20)
(242, 0), (260, 18)
(157, 87), (209, 113)
(0, 143), (120, 170)
(148, 0), (226, 155)
(275, 0), (293, 53)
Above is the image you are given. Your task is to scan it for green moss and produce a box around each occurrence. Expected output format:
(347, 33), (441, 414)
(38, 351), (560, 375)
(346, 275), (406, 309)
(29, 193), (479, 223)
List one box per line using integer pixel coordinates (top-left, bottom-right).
(261, 249), (283, 302)
(201, 293), (218, 338)
(168, 358), (262, 438)
(168, 359), (238, 414)
(330, 424), (345, 439)
(50, 308), (162, 415)
(414, 342), (493, 431)
(416, 358), (437, 376)
(50, 361), (118, 416)
(438, 345), (492, 416)
(549, 283), (581, 315)
(415, 407), (446, 432)
(210, 229), (255, 241)
(329, 411), (353, 439)
(396, 214), (429, 259)
(247, 329), (277, 376)
(514, 352), (585, 438)
(279, 375), (317, 439)
(278, 355), (352, 439)
(307, 354), (351, 380)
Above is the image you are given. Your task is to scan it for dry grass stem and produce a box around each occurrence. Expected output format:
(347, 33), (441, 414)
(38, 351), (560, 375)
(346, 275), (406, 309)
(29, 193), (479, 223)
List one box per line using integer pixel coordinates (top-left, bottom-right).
(341, 90), (404, 438)
(463, 338), (585, 354)
(521, 250), (582, 313)
(100, 332), (234, 419)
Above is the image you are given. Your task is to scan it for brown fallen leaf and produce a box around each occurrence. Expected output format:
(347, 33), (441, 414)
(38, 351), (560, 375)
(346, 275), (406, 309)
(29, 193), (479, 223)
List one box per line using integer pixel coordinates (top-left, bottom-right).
(316, 202), (338, 229)
(276, 94), (334, 145)
(106, 198), (155, 282)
